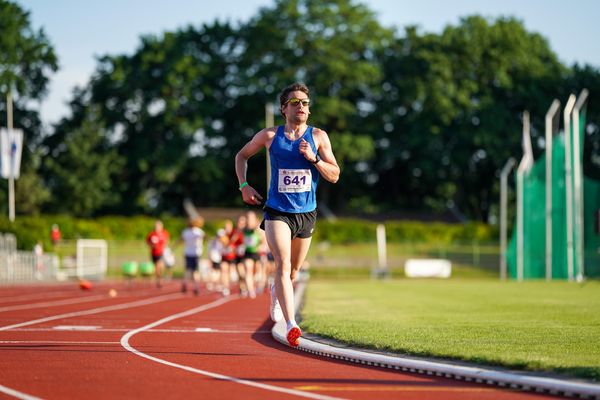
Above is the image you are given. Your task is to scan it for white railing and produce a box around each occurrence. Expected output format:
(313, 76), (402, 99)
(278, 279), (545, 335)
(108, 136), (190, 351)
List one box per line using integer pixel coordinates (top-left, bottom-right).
(0, 251), (59, 282)
(0, 233), (106, 283)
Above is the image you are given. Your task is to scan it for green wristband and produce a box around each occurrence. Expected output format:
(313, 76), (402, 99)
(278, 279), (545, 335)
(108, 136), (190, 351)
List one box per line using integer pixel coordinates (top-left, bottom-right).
(239, 181), (249, 190)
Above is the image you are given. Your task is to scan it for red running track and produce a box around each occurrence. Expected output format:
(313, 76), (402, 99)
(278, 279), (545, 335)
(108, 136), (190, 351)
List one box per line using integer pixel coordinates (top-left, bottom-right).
(0, 281), (559, 399)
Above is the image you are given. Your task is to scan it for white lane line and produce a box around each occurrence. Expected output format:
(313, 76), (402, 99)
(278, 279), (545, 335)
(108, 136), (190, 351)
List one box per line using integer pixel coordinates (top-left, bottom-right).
(120, 297), (345, 400)
(0, 295), (108, 313)
(0, 293), (182, 331)
(0, 285), (183, 311)
(8, 328), (126, 332)
(151, 329), (273, 334)
(0, 384), (42, 400)
(0, 290), (75, 303)
(0, 340), (119, 345)
(53, 325), (100, 331)
(7, 327), (272, 334)
(0, 285), (188, 306)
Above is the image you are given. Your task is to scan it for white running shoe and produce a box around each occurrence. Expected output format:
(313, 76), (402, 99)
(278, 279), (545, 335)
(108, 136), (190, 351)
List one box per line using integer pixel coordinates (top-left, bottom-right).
(269, 284), (283, 322)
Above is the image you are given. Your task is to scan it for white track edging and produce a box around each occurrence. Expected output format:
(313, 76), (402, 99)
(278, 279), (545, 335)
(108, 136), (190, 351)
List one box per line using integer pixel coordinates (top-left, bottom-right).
(271, 278), (600, 400)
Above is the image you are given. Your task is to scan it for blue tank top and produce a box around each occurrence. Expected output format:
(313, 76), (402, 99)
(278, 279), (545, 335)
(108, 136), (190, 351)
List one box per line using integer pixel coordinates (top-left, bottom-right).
(265, 125), (319, 213)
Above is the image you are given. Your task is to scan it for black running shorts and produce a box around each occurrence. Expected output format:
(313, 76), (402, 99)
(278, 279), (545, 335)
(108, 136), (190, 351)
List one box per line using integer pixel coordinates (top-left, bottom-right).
(260, 207), (317, 239)
(184, 256), (198, 271)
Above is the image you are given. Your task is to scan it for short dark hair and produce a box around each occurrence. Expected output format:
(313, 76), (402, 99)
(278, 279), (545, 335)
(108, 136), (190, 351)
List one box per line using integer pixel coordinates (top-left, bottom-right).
(279, 83), (310, 118)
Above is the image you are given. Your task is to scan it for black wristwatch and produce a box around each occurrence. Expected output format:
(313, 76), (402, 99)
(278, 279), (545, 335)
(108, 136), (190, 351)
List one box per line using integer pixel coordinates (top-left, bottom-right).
(310, 153), (321, 164)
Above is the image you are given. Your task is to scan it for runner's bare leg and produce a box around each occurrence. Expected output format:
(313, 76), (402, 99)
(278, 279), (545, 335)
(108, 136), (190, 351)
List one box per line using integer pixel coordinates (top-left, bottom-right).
(265, 220), (295, 323)
(290, 237), (312, 281)
(244, 258), (256, 297)
(220, 261), (230, 294)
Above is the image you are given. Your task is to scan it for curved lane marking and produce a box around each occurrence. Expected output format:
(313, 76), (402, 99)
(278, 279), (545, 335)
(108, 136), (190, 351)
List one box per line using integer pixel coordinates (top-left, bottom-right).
(0, 292), (186, 400)
(0, 384), (42, 400)
(120, 296), (345, 400)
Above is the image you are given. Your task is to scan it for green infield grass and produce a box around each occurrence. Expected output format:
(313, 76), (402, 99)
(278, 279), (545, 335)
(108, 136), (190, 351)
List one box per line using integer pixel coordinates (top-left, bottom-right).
(301, 277), (600, 381)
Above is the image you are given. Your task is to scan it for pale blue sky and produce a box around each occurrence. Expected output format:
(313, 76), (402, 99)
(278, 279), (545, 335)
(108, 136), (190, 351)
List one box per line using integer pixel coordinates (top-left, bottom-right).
(17, 0), (600, 128)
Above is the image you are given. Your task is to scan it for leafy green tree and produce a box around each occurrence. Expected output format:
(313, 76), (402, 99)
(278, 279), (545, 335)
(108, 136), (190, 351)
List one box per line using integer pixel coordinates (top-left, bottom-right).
(85, 22), (245, 213)
(0, 0), (57, 100)
(15, 151), (50, 215)
(373, 16), (565, 221)
(0, 0), (58, 214)
(567, 64), (600, 180)
(44, 108), (124, 216)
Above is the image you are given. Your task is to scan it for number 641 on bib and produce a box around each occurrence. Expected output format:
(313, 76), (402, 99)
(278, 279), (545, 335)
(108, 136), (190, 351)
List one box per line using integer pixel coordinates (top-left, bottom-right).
(278, 169), (312, 193)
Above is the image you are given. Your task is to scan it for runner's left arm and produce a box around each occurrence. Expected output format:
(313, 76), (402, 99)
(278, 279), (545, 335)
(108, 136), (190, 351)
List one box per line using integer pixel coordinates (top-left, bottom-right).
(304, 129), (340, 183)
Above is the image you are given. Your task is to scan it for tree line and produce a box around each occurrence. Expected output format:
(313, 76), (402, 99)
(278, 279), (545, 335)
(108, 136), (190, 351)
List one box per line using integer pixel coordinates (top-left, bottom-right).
(2, 0), (599, 221)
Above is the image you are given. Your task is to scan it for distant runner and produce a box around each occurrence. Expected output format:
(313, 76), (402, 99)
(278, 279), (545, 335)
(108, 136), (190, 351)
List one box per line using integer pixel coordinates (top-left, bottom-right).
(146, 220), (170, 288)
(177, 217), (205, 295)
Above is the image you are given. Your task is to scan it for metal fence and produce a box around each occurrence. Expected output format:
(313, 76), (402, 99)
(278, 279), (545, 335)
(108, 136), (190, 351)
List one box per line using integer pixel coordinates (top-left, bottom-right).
(0, 233), (59, 283)
(1, 233), (501, 282)
(0, 234), (106, 283)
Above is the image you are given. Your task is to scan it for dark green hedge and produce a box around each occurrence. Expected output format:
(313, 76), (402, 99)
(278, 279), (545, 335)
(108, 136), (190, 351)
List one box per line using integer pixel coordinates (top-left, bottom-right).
(313, 219), (497, 244)
(0, 215), (190, 250)
(0, 215), (497, 250)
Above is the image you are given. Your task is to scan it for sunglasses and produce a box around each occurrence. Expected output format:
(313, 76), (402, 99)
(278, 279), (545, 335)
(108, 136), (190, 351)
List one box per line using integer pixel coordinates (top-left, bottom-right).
(285, 98), (311, 107)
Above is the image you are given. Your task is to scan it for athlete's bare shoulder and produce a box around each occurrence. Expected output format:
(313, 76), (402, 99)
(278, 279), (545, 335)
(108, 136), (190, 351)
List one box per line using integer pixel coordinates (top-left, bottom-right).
(237, 126), (278, 158)
(312, 126), (326, 134)
(311, 127), (330, 146)
(263, 126), (278, 138)
(258, 126), (278, 149)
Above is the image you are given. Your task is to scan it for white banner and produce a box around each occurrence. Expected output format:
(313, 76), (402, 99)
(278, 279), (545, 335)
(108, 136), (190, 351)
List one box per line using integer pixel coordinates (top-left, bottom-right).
(0, 128), (23, 179)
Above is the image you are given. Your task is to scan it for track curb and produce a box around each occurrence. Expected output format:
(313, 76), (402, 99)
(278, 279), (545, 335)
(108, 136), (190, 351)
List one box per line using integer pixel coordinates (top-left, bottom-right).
(271, 278), (600, 399)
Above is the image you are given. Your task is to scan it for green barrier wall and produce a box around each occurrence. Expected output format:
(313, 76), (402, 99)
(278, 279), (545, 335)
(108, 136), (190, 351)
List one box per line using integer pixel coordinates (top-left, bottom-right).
(507, 108), (600, 279)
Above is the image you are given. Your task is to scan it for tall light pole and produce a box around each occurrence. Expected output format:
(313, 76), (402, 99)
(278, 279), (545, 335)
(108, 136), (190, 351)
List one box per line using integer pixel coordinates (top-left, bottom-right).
(7, 90), (15, 222)
(265, 102), (274, 192)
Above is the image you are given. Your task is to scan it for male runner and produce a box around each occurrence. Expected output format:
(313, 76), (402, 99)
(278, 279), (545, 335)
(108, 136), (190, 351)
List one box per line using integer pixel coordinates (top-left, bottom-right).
(235, 82), (340, 346)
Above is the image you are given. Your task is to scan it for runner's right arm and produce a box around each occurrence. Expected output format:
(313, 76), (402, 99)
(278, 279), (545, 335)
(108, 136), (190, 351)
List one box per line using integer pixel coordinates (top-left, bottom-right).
(235, 128), (275, 205)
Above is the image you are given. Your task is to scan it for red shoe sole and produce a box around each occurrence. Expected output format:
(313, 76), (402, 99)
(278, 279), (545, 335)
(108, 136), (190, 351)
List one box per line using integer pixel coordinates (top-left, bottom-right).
(287, 327), (301, 347)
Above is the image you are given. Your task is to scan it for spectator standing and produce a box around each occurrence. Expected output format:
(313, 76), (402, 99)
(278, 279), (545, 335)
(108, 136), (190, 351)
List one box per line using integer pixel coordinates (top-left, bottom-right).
(50, 224), (61, 246)
(34, 241), (44, 280)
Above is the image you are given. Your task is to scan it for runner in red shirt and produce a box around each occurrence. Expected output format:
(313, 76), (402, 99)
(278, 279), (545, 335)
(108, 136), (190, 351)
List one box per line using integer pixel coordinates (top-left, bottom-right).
(220, 218), (244, 296)
(146, 220), (170, 288)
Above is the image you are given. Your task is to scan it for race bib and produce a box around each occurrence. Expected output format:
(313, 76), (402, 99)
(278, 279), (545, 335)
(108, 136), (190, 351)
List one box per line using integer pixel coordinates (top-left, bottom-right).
(278, 169), (312, 193)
